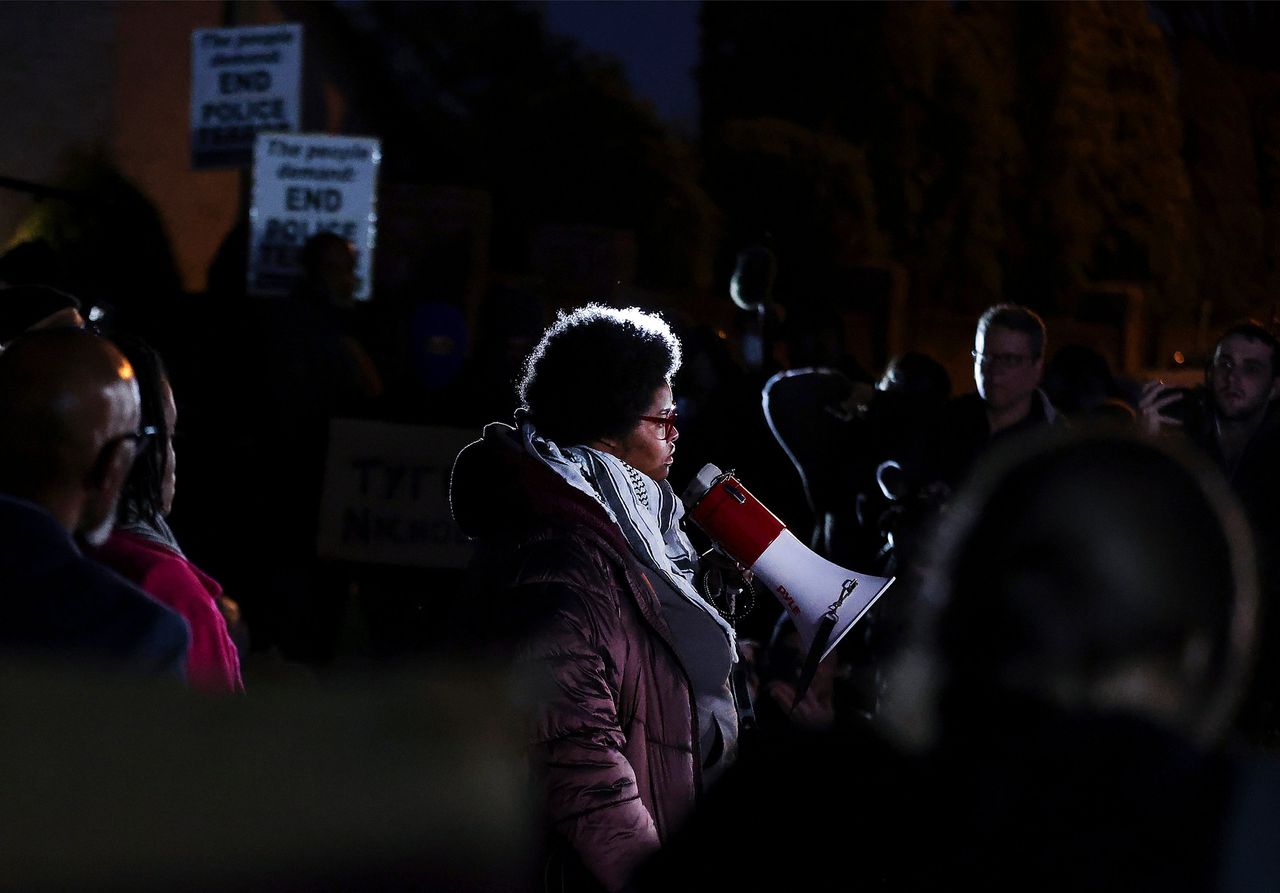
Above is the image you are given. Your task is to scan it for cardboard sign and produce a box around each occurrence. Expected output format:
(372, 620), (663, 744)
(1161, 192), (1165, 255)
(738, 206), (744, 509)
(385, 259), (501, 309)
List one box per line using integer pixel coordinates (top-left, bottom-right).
(248, 132), (381, 300)
(190, 23), (303, 169)
(316, 420), (476, 569)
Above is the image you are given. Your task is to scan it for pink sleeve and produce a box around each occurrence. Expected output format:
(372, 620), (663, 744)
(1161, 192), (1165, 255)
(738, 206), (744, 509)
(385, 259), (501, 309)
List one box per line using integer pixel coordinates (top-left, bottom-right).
(141, 557), (244, 694)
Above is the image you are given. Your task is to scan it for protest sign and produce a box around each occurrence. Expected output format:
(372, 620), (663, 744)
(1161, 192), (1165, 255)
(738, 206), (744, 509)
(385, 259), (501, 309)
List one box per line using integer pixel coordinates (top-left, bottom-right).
(190, 23), (302, 169)
(248, 132), (381, 300)
(316, 420), (475, 569)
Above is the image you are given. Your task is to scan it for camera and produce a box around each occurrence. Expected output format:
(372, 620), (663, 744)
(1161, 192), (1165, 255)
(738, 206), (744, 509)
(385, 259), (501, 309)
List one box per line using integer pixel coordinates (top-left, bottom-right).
(1162, 385), (1207, 429)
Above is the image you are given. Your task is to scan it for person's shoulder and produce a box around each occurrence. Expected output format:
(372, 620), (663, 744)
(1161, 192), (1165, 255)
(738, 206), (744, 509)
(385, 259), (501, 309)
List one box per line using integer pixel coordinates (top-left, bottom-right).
(48, 548), (189, 656)
(1254, 399), (1280, 443)
(71, 549), (176, 619)
(930, 392), (988, 438)
(1034, 388), (1065, 425)
(93, 529), (173, 577)
(464, 525), (637, 653)
(510, 521), (631, 592)
(0, 494), (72, 551)
(135, 549), (220, 617)
(944, 391), (987, 417)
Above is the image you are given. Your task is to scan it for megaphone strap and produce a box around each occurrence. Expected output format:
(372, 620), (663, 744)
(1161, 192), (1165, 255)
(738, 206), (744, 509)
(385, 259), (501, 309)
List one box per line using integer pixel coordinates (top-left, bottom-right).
(791, 578), (859, 711)
(791, 616), (834, 712)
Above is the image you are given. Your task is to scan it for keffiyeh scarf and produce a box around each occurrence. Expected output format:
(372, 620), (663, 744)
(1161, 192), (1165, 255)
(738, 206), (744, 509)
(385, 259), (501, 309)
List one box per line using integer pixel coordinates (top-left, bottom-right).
(117, 507), (184, 555)
(514, 411), (737, 651)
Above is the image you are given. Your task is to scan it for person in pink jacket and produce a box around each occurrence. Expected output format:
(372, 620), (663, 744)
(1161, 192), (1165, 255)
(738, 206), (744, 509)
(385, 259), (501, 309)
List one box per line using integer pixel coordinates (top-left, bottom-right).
(91, 334), (244, 694)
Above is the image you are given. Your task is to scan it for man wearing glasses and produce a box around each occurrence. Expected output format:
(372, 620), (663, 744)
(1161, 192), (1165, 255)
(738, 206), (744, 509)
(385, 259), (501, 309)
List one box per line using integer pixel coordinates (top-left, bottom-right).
(0, 328), (188, 676)
(926, 303), (1061, 491)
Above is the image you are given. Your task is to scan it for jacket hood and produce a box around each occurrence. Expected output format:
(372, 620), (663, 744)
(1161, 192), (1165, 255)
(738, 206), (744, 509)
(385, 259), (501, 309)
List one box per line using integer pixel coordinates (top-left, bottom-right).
(449, 422), (620, 545)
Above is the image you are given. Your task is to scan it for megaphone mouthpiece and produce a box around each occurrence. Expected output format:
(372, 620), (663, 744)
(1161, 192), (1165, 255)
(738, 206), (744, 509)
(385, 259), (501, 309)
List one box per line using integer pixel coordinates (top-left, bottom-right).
(682, 463), (725, 507)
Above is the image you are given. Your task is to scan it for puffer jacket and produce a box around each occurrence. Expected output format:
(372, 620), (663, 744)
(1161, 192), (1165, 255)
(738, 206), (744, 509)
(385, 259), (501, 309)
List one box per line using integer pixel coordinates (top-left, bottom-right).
(450, 423), (700, 893)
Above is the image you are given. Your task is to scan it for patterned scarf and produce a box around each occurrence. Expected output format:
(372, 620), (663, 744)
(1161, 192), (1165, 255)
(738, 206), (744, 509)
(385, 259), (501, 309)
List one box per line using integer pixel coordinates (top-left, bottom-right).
(117, 506), (184, 556)
(514, 412), (737, 650)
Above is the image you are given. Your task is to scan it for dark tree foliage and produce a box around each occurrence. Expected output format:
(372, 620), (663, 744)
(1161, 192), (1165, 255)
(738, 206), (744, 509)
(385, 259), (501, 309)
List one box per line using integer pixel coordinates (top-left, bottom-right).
(700, 0), (1280, 329)
(284, 1), (718, 295)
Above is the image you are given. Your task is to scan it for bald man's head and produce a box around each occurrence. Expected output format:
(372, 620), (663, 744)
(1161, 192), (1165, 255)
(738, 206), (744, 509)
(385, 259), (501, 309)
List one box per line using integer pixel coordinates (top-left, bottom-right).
(0, 328), (143, 543)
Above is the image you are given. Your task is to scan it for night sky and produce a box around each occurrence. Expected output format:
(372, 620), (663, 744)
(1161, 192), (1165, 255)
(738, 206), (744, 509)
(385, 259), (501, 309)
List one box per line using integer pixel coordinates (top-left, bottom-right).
(544, 0), (701, 134)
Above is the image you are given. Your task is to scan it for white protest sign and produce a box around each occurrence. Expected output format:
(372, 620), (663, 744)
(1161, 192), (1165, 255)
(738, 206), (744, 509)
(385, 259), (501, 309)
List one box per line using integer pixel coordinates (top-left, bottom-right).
(249, 133), (381, 300)
(316, 420), (476, 569)
(190, 23), (302, 169)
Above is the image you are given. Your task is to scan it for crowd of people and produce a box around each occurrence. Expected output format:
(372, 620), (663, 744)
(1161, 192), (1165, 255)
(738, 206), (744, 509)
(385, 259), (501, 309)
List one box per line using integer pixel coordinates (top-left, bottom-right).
(2, 232), (1280, 890)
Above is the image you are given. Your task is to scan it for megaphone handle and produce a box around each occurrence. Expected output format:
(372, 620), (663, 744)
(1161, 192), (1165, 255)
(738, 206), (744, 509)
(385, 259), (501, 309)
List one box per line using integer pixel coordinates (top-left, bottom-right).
(698, 549), (757, 624)
(790, 611), (836, 712)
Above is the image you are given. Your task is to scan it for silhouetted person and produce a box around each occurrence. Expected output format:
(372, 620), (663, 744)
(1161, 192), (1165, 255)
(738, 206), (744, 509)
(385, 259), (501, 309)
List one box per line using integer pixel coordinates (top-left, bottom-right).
(876, 350), (952, 403)
(728, 244), (786, 379)
(0, 284), (85, 346)
(294, 231), (358, 310)
(0, 239), (63, 289)
(446, 286), (545, 427)
(1043, 343), (1136, 421)
(694, 246), (809, 562)
(199, 230), (384, 668)
(1141, 320), (1280, 746)
(846, 350), (953, 570)
(875, 427), (1277, 890)
(761, 366), (862, 550)
(0, 328), (188, 676)
(290, 231), (382, 396)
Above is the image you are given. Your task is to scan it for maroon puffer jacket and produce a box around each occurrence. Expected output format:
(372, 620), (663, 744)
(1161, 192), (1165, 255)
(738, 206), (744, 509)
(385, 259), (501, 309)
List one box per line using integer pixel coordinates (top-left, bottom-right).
(450, 424), (701, 893)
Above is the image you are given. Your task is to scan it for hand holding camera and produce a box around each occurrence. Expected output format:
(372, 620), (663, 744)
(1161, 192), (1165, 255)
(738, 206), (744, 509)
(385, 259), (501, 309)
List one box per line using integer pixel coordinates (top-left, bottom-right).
(1138, 379), (1197, 435)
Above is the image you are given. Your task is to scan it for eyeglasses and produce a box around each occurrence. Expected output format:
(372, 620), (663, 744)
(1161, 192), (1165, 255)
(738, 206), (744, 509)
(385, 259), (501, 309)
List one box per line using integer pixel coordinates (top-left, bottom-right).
(87, 426), (157, 484)
(100, 425), (158, 465)
(638, 412), (678, 441)
(972, 351), (1033, 371)
(109, 425), (159, 451)
(1212, 356), (1272, 379)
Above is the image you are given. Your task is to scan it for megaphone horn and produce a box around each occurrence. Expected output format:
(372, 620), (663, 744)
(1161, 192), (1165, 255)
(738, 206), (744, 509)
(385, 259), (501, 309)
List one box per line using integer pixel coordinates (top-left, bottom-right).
(683, 464), (895, 675)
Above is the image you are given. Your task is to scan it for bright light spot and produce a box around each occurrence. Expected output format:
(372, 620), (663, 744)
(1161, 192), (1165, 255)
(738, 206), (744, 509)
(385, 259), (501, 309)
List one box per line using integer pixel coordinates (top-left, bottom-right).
(117, 359), (135, 381)
(1173, 351), (1186, 365)
(87, 306), (105, 322)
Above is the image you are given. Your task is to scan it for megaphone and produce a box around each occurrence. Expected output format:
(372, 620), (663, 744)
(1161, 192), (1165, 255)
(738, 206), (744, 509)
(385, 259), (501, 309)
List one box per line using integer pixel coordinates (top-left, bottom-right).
(683, 464), (894, 670)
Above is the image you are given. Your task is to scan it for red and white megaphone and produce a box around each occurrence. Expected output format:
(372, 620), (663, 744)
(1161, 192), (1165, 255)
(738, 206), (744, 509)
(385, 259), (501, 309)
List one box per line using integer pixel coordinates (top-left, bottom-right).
(683, 464), (894, 668)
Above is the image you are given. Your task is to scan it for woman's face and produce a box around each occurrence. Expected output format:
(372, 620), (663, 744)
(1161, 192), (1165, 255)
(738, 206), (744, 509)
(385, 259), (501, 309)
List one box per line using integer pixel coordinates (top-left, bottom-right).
(160, 379), (177, 516)
(605, 383), (679, 482)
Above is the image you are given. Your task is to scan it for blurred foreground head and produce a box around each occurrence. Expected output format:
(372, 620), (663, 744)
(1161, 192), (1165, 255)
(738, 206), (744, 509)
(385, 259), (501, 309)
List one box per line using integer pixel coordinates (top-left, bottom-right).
(0, 328), (143, 546)
(884, 426), (1258, 750)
